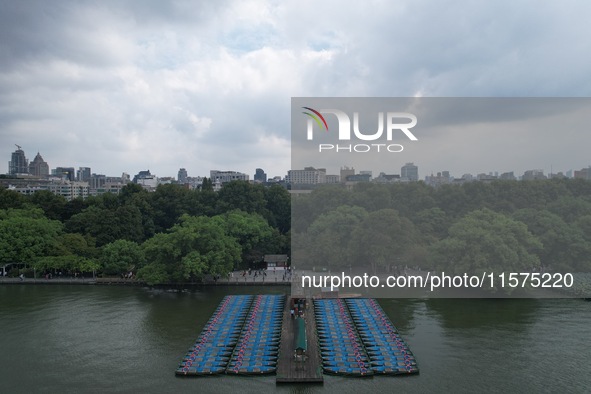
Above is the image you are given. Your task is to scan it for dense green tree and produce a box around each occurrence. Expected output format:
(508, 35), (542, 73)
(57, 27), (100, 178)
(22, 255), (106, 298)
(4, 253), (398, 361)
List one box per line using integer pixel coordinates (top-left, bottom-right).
(434, 184), (470, 218)
(0, 208), (63, 266)
(429, 209), (542, 283)
(389, 182), (436, 217)
(303, 205), (369, 270)
(149, 184), (193, 232)
(547, 196), (591, 223)
(263, 184), (291, 233)
(513, 208), (591, 272)
(216, 181), (267, 216)
(65, 204), (145, 246)
(28, 190), (67, 220)
(349, 208), (423, 273)
(201, 177), (213, 192)
(212, 210), (276, 268)
(66, 206), (119, 246)
(0, 188), (29, 210)
(61, 197), (90, 221)
(136, 262), (168, 286)
(350, 183), (392, 212)
(100, 239), (145, 275)
(414, 207), (449, 241)
(35, 255), (100, 274)
(56, 233), (98, 259)
(138, 215), (241, 284)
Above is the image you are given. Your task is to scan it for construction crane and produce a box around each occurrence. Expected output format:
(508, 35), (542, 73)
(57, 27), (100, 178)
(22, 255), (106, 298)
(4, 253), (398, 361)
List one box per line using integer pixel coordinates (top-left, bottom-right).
(15, 144), (22, 150)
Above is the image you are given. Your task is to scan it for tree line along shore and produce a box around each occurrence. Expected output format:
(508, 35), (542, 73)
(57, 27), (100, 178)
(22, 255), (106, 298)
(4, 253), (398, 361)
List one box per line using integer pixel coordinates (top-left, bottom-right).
(2, 178), (591, 289)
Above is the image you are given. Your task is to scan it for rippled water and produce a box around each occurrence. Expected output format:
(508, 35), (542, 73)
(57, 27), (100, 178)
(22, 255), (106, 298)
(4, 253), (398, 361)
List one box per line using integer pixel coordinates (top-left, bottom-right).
(0, 285), (589, 393)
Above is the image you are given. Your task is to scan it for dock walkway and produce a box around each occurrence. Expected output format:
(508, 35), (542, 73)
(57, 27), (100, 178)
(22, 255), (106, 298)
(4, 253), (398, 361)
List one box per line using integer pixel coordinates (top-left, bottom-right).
(276, 297), (323, 384)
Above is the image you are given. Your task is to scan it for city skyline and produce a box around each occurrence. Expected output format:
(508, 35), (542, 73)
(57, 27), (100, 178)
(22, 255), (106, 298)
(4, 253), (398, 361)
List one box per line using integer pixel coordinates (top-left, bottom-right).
(5, 143), (590, 184)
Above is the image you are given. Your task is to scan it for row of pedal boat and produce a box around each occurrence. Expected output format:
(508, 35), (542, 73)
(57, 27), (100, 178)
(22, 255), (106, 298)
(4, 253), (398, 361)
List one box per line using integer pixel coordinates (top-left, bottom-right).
(226, 295), (284, 375)
(316, 299), (373, 376)
(176, 295), (284, 376)
(346, 298), (419, 375)
(315, 298), (419, 376)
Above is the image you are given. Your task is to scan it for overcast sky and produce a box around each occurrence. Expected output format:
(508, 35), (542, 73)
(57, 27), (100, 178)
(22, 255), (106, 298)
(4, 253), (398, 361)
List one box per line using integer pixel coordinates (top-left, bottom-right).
(2, 0), (591, 180)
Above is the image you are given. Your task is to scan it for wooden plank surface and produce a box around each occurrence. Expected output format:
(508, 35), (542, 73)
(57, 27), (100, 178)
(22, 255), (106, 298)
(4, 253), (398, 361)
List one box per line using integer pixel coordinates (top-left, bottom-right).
(276, 297), (324, 384)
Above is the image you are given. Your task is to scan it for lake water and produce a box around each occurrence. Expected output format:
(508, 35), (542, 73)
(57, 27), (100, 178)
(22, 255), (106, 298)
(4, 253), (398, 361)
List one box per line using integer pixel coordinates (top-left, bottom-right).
(0, 285), (590, 393)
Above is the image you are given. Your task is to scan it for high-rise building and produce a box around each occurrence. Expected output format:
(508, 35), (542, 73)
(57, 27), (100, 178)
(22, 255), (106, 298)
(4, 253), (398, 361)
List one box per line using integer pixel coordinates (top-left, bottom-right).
(178, 168), (188, 184)
(28, 152), (49, 177)
(53, 167), (76, 181)
(9, 145), (28, 175)
(401, 162), (419, 181)
(254, 168), (267, 183)
(77, 167), (91, 182)
(89, 174), (106, 189)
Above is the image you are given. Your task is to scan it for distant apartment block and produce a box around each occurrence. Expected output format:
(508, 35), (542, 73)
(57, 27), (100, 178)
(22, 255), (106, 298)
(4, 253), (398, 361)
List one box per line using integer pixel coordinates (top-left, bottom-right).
(90, 174), (106, 190)
(499, 171), (517, 180)
(9, 181), (89, 201)
(325, 174), (340, 183)
(210, 170), (249, 183)
(425, 171), (452, 187)
(522, 169), (546, 180)
(158, 177), (175, 185)
(186, 176), (205, 190)
(47, 182), (90, 200)
(286, 167), (326, 185)
(477, 173), (497, 182)
(574, 166), (591, 180)
(137, 175), (158, 189)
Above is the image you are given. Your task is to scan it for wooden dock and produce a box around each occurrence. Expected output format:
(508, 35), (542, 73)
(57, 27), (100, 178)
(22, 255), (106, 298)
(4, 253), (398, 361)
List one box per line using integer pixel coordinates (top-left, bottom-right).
(276, 297), (324, 384)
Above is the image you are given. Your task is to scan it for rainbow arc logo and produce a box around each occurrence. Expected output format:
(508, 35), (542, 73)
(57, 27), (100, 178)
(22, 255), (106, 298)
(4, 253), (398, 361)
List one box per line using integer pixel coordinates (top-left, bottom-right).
(302, 107), (328, 132)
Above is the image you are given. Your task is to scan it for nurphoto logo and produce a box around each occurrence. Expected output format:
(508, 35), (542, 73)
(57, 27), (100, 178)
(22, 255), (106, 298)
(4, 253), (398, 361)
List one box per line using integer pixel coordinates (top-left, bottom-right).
(302, 107), (418, 153)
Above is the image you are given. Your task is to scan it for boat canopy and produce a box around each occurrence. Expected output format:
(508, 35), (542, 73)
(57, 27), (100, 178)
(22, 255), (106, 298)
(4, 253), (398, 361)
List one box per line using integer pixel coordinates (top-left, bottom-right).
(295, 318), (307, 351)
